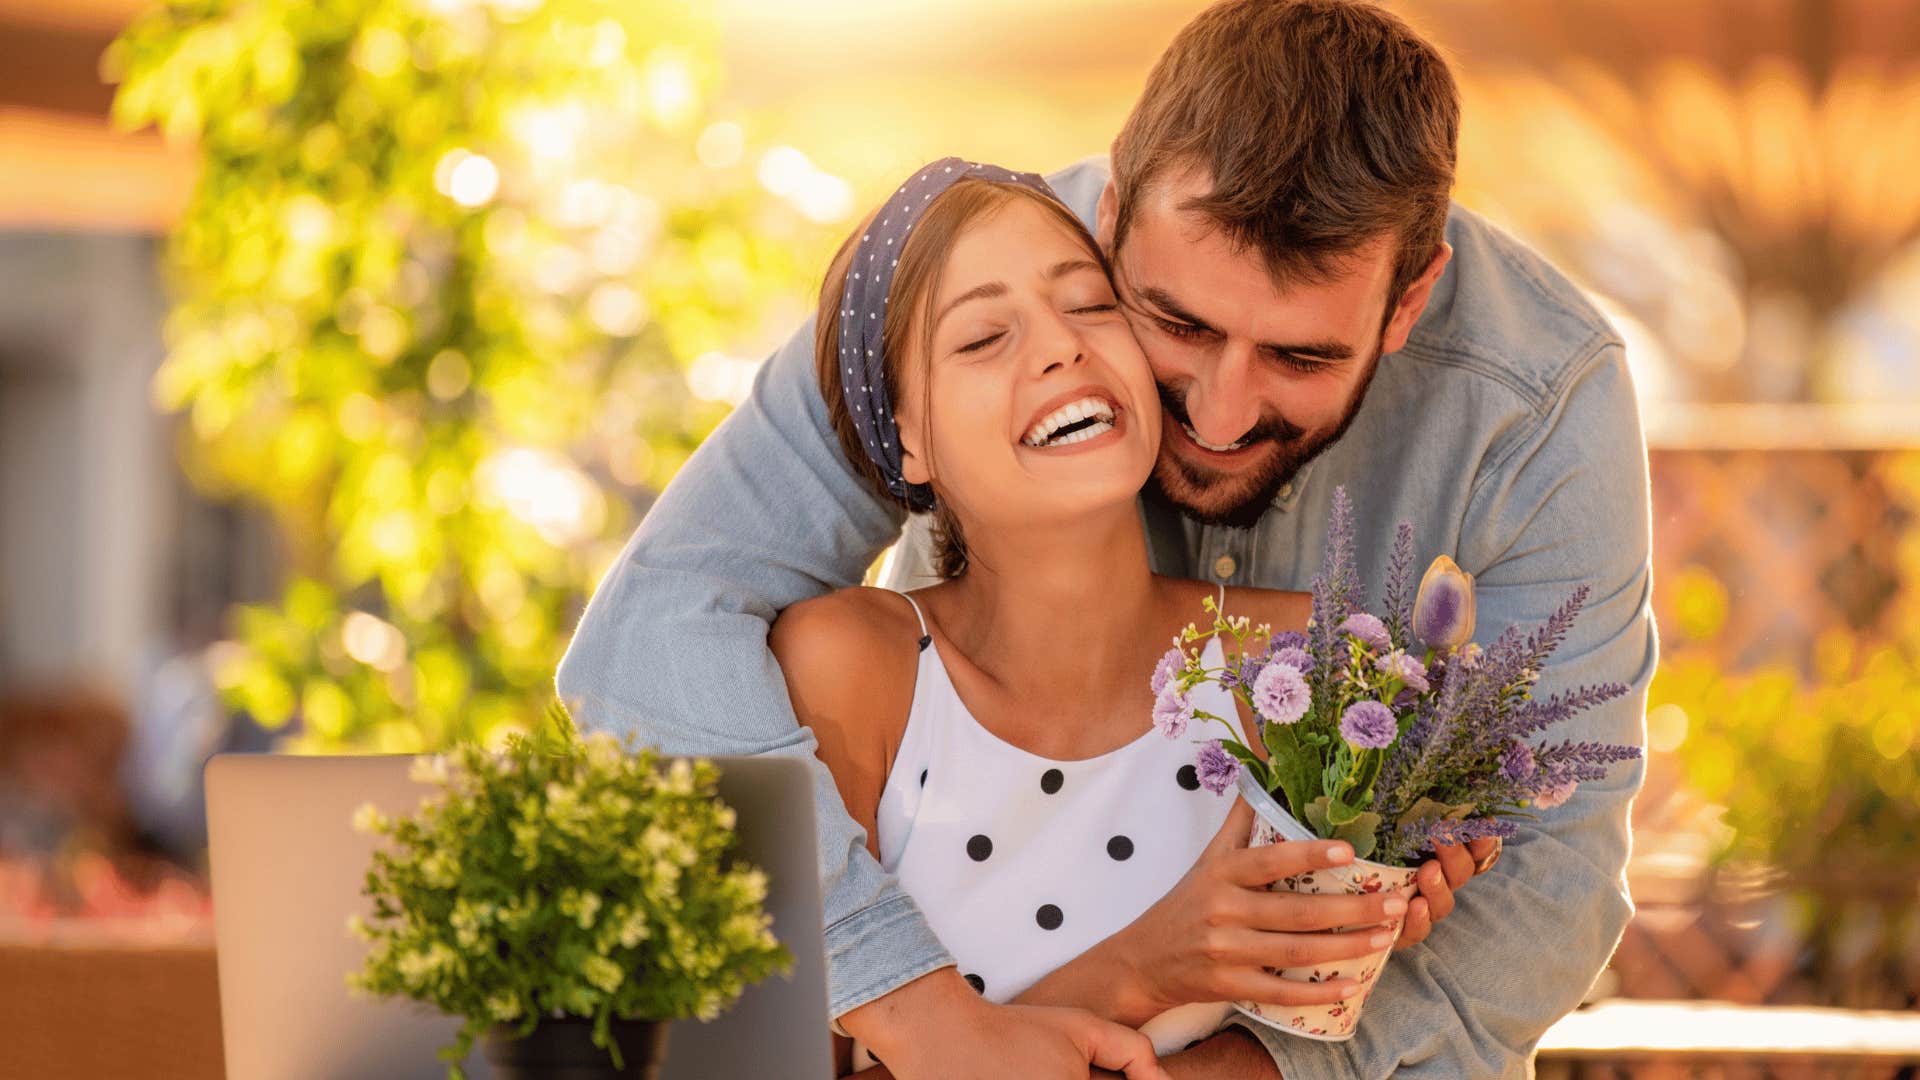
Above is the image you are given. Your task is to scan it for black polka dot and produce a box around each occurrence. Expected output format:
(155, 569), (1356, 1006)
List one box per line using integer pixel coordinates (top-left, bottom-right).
(1177, 764), (1201, 791)
(1107, 835), (1134, 861)
(919, 768), (928, 787)
(1040, 768), (1063, 794)
(964, 972), (986, 994)
(966, 834), (993, 861)
(1036, 904), (1063, 931)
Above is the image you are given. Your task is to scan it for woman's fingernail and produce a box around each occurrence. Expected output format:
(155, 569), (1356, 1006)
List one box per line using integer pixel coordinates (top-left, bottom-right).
(1328, 844), (1353, 864)
(1371, 931), (1395, 948)
(1383, 897), (1408, 916)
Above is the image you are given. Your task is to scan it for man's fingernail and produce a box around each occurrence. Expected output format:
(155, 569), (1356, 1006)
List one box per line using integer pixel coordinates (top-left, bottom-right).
(1384, 897), (1408, 916)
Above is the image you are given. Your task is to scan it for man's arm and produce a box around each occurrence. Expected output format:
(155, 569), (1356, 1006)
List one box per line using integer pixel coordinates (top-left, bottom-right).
(1232, 342), (1656, 1079)
(554, 316), (960, 1022)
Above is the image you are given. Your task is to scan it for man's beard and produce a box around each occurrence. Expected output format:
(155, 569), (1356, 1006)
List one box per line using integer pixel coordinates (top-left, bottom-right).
(1144, 342), (1383, 529)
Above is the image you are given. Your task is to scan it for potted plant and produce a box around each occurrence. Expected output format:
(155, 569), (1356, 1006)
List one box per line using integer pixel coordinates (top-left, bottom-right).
(348, 703), (792, 1079)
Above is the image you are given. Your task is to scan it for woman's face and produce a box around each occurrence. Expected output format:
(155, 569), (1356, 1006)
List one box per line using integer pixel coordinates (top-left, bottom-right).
(895, 197), (1162, 539)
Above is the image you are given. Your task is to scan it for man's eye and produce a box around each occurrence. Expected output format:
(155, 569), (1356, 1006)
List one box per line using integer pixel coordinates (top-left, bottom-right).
(1154, 316), (1207, 341)
(956, 331), (1005, 354)
(1276, 354), (1326, 374)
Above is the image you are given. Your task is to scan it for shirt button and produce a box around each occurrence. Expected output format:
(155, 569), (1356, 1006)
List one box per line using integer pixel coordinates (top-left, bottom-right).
(1278, 482), (1294, 500)
(1213, 554), (1238, 580)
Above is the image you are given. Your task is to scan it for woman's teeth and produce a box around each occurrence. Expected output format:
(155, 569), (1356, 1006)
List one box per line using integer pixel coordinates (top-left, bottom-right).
(1024, 396), (1117, 448)
(1182, 423), (1246, 453)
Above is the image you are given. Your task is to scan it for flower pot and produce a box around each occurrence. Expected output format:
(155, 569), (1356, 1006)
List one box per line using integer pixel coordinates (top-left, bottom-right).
(1230, 768), (1417, 1041)
(482, 1017), (670, 1080)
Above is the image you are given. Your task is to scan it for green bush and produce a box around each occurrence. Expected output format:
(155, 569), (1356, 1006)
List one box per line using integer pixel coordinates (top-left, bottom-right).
(349, 705), (792, 1075)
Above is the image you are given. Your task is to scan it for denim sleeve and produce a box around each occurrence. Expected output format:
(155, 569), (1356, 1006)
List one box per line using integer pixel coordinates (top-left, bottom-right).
(555, 313), (957, 1022)
(1232, 342), (1656, 1079)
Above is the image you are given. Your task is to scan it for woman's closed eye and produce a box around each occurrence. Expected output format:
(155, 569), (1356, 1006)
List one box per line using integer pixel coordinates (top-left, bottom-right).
(955, 330), (1006, 355)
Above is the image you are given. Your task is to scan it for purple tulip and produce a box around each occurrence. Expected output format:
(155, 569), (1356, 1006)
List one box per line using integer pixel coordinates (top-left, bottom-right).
(1412, 555), (1477, 651)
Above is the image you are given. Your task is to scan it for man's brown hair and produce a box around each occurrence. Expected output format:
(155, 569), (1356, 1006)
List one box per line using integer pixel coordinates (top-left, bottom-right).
(1110, 0), (1459, 307)
(815, 179), (1110, 579)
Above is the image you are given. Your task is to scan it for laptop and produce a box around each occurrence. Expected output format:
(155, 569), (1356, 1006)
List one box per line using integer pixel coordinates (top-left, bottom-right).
(205, 752), (834, 1080)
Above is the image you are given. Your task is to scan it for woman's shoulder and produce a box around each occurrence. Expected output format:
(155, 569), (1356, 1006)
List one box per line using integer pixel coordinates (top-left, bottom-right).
(768, 586), (923, 721)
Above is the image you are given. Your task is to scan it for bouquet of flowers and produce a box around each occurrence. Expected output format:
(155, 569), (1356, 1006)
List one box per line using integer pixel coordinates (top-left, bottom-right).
(1151, 487), (1640, 1040)
(1153, 486), (1641, 865)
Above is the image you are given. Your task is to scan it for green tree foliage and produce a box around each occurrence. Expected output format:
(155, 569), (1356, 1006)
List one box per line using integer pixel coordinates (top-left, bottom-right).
(106, 0), (822, 749)
(1650, 573), (1920, 1005)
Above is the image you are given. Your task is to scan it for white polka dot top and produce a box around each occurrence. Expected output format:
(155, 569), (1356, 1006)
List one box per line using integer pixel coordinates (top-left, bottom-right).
(847, 592), (1239, 1071)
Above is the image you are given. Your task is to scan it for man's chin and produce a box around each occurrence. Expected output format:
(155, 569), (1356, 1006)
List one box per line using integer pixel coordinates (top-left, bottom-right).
(1145, 456), (1287, 530)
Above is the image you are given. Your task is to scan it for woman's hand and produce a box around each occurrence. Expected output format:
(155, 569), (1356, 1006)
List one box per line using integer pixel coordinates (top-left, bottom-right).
(1395, 834), (1501, 949)
(841, 967), (1170, 1080)
(1085, 796), (1408, 1024)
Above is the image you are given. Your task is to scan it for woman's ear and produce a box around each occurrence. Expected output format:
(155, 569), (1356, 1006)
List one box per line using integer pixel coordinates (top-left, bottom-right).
(896, 388), (933, 487)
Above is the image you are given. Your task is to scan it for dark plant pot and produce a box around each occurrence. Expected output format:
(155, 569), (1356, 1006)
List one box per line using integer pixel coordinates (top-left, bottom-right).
(482, 1017), (670, 1080)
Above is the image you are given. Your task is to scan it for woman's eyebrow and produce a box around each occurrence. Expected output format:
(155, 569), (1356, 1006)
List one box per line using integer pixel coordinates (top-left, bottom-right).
(934, 281), (1008, 325)
(1047, 257), (1104, 280)
(933, 259), (1103, 326)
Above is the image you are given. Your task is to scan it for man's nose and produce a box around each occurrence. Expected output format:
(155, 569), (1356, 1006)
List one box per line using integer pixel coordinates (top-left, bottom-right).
(1183, 341), (1261, 444)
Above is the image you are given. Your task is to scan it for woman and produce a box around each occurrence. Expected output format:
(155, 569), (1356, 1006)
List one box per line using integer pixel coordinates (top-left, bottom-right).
(769, 160), (1406, 1076)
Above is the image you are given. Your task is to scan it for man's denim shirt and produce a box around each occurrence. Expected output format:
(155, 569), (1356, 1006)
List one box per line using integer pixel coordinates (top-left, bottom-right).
(557, 158), (1656, 1079)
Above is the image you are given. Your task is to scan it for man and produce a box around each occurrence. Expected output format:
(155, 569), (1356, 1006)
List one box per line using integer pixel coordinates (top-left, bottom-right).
(558, 1), (1655, 1076)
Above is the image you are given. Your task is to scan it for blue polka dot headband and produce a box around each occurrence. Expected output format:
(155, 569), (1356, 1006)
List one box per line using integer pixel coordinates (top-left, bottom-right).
(837, 157), (1060, 512)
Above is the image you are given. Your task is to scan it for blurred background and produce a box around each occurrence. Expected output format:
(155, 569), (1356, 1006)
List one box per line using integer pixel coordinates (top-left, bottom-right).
(0, 0), (1914, 1076)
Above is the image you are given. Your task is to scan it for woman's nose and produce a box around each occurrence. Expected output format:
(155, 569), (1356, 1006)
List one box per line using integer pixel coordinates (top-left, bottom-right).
(1033, 310), (1087, 377)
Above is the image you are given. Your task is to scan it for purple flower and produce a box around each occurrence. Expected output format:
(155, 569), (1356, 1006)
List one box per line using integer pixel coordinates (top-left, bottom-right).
(1269, 631), (1307, 653)
(1428, 816), (1518, 848)
(1270, 645), (1311, 674)
(1195, 740), (1241, 795)
(1150, 646), (1183, 696)
(1379, 649), (1430, 693)
(1339, 613), (1391, 651)
(1339, 700), (1397, 750)
(1531, 778), (1577, 809)
(1251, 661), (1309, 726)
(1152, 684), (1194, 739)
(1500, 741), (1536, 782)
(1412, 555), (1477, 651)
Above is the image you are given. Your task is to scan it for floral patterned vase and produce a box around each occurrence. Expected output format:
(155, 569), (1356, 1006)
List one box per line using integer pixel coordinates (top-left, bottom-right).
(1230, 768), (1417, 1041)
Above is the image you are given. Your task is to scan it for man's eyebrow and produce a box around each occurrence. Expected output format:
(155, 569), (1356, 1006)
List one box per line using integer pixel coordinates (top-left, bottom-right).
(1137, 286), (1218, 333)
(1261, 339), (1355, 361)
(935, 281), (1008, 325)
(1136, 283), (1356, 361)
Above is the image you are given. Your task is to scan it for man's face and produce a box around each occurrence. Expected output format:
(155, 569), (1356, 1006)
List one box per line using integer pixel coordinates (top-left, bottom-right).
(1098, 168), (1434, 528)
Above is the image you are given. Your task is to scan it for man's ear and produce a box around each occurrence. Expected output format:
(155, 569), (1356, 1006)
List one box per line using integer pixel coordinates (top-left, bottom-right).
(1095, 178), (1118, 255)
(1381, 241), (1452, 356)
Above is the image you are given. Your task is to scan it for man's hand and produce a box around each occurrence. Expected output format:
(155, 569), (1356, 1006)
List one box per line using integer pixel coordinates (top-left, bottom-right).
(1395, 835), (1501, 949)
(1085, 797), (1407, 1024)
(840, 967), (1170, 1080)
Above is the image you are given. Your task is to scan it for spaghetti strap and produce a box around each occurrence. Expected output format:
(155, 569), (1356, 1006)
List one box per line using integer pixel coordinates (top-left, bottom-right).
(899, 591), (934, 652)
(1216, 580), (1227, 611)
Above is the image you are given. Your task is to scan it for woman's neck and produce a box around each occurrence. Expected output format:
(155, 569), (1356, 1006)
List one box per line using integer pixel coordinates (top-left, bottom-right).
(933, 502), (1162, 701)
